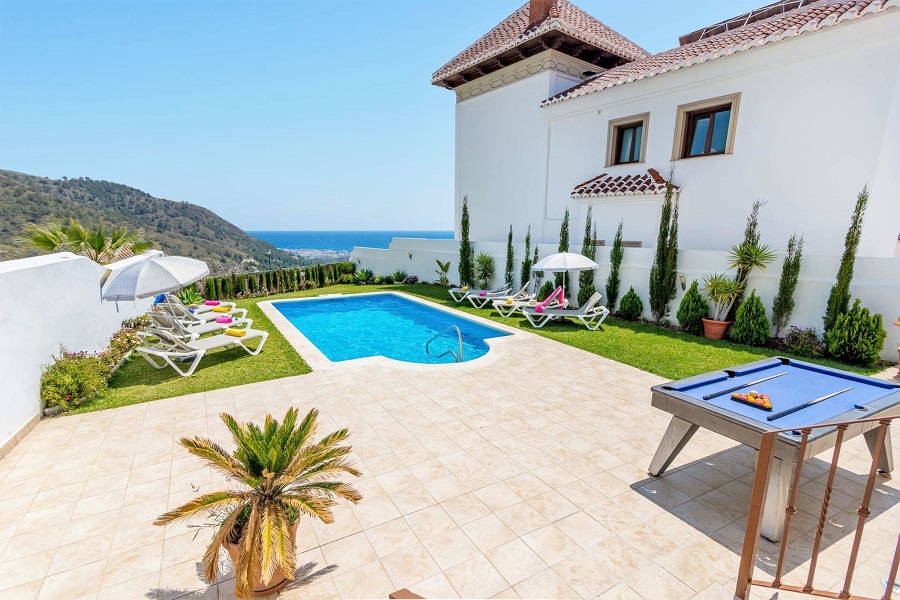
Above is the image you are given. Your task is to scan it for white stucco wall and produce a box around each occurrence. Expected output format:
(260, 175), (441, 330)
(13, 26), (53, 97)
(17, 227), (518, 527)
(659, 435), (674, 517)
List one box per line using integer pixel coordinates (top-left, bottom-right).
(454, 50), (590, 245)
(352, 238), (900, 362)
(0, 253), (152, 452)
(455, 10), (900, 258)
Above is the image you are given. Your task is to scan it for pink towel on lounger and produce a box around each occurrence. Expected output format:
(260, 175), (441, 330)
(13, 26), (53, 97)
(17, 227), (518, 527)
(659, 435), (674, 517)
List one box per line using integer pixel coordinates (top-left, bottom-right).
(204, 300), (220, 306)
(215, 316), (233, 324)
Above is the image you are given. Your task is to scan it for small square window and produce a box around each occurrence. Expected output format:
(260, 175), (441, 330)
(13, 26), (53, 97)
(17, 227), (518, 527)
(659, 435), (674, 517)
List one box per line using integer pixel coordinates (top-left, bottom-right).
(606, 113), (649, 167)
(615, 122), (643, 165)
(684, 105), (731, 158)
(672, 93), (740, 160)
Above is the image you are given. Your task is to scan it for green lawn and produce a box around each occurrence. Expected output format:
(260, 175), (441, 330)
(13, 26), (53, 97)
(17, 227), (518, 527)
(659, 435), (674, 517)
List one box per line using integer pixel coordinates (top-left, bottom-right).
(77, 283), (884, 414)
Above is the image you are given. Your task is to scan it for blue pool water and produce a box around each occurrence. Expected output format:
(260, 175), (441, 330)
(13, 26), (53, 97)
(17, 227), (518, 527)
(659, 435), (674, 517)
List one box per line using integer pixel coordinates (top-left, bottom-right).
(273, 294), (509, 364)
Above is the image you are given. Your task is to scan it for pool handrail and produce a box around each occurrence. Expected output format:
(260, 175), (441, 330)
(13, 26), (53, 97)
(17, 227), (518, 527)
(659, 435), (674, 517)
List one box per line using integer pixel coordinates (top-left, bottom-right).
(425, 325), (463, 363)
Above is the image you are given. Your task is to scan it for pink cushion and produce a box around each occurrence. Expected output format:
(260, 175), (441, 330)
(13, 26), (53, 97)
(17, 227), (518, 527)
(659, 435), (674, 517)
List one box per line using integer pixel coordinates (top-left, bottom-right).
(215, 316), (233, 324)
(479, 292), (486, 296)
(535, 305), (543, 313)
(204, 300), (220, 306)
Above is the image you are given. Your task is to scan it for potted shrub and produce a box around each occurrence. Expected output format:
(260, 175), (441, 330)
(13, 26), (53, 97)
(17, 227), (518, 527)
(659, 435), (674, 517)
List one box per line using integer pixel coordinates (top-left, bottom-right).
(701, 274), (742, 340)
(154, 408), (362, 598)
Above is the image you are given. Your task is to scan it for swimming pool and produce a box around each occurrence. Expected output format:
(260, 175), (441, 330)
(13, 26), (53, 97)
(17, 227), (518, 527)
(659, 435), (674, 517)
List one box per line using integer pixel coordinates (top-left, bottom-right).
(271, 293), (510, 364)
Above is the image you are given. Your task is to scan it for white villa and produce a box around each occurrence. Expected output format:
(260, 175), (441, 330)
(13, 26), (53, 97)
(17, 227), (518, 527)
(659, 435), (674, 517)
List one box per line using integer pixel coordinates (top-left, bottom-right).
(353, 0), (900, 358)
(435, 0), (900, 257)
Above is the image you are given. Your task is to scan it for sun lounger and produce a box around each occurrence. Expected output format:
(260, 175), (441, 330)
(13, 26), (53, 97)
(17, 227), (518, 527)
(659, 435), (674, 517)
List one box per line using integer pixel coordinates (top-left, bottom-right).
(136, 328), (269, 377)
(468, 281), (532, 308)
(448, 282), (511, 303)
(163, 294), (236, 314)
(156, 299), (247, 324)
(492, 294), (566, 317)
(522, 292), (609, 330)
(146, 311), (252, 341)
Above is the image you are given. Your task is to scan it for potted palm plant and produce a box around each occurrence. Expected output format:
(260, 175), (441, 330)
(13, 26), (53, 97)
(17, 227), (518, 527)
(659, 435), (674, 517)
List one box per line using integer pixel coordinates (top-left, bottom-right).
(154, 408), (362, 598)
(701, 273), (742, 340)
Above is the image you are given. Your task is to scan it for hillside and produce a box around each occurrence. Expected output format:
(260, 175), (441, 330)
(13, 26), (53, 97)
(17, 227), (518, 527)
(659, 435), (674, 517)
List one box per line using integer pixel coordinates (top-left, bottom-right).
(0, 170), (300, 274)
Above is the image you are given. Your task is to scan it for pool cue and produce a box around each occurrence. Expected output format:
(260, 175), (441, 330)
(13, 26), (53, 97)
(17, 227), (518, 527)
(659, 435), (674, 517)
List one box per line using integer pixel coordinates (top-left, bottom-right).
(702, 371), (789, 400)
(767, 386), (854, 422)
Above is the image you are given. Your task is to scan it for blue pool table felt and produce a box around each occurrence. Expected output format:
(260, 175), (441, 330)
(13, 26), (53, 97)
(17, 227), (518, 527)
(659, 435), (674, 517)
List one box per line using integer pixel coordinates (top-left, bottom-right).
(666, 359), (899, 430)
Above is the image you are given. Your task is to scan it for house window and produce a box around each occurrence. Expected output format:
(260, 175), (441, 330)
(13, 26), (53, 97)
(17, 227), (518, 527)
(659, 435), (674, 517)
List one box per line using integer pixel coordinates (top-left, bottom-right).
(606, 113), (649, 167)
(672, 93), (740, 160)
(684, 105), (731, 157)
(615, 122), (643, 164)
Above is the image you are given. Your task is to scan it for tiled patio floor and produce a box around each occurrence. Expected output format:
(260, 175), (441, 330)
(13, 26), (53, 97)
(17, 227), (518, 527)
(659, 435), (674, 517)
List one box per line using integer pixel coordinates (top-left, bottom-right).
(1, 331), (899, 600)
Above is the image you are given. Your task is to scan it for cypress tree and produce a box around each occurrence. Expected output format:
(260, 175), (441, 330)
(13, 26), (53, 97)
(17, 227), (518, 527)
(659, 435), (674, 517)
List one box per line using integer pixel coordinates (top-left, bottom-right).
(648, 171), (679, 324)
(556, 207), (570, 291)
(727, 200), (766, 321)
(578, 205), (597, 306)
(606, 221), (624, 311)
(771, 233), (804, 337)
(731, 290), (770, 346)
(521, 225), (532, 290)
(676, 280), (707, 335)
(504, 225), (515, 286)
(458, 196), (474, 287)
(824, 186), (868, 336)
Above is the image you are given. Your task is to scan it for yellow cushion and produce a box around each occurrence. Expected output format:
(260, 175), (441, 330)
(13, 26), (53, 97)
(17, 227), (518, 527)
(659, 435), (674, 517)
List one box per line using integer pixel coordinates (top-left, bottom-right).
(212, 306), (231, 313)
(225, 328), (246, 337)
(461, 286), (468, 291)
(506, 298), (514, 304)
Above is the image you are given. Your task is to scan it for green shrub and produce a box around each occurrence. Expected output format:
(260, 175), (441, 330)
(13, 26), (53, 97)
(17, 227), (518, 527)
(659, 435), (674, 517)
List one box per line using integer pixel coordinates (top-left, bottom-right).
(107, 328), (142, 361)
(121, 315), (151, 331)
(354, 268), (373, 284)
(372, 275), (383, 285)
(826, 299), (886, 366)
(781, 326), (825, 358)
(730, 290), (770, 346)
(771, 233), (803, 337)
(392, 270), (408, 283)
(676, 280), (707, 335)
(459, 196), (474, 287)
(648, 171), (679, 324)
(538, 280), (555, 301)
(41, 350), (110, 410)
(338, 274), (354, 284)
(577, 283), (596, 307)
(177, 286), (203, 305)
(825, 187), (868, 336)
(619, 287), (643, 321)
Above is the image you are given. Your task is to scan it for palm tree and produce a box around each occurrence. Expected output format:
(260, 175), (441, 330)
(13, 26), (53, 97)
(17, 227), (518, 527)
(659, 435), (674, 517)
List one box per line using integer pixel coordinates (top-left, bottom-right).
(21, 218), (153, 264)
(154, 408), (361, 599)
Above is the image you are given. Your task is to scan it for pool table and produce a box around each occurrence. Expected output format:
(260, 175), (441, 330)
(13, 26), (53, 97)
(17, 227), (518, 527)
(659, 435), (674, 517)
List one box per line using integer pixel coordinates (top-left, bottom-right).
(648, 357), (900, 541)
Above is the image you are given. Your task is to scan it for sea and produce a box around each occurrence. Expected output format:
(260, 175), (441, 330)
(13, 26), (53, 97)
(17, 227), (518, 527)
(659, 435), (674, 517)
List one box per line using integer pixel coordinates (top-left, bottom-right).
(247, 230), (453, 262)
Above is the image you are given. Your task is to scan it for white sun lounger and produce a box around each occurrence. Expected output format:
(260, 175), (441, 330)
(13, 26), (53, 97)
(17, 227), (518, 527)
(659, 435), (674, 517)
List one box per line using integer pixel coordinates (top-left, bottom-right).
(522, 292), (609, 330)
(448, 282), (511, 303)
(468, 281), (532, 308)
(146, 311), (252, 341)
(492, 294), (567, 317)
(163, 294), (236, 314)
(136, 328), (269, 377)
(157, 299), (248, 324)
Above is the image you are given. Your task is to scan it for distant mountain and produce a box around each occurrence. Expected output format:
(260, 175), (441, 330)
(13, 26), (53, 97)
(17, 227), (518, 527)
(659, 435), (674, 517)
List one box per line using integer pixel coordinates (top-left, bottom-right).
(0, 170), (302, 274)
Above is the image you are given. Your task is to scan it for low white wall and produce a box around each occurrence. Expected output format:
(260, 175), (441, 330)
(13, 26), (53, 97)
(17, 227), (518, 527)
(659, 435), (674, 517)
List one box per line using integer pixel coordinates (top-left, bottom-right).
(0, 253), (153, 451)
(352, 238), (900, 362)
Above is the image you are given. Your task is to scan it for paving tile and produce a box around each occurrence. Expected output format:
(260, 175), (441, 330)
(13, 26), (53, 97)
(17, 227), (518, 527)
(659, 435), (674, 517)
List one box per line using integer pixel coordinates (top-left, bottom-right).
(513, 567), (580, 599)
(36, 558), (106, 600)
(461, 514), (517, 552)
(444, 555), (509, 599)
(552, 549), (620, 597)
(381, 542), (441, 589)
(485, 538), (548, 586)
(421, 528), (480, 570)
(332, 559), (393, 599)
(521, 524), (581, 566)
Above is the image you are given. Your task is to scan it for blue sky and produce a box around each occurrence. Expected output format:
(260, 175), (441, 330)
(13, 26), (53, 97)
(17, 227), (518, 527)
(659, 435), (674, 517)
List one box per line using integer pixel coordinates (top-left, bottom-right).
(1, 0), (762, 231)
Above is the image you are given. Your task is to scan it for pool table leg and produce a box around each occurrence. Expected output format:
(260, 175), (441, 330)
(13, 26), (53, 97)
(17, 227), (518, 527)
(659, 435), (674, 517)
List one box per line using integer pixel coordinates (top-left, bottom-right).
(863, 426), (894, 476)
(761, 457), (792, 542)
(648, 417), (699, 476)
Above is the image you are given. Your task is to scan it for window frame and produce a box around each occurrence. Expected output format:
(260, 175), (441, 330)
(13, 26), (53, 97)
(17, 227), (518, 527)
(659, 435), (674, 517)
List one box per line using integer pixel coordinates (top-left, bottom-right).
(605, 113), (650, 167)
(671, 93), (741, 160)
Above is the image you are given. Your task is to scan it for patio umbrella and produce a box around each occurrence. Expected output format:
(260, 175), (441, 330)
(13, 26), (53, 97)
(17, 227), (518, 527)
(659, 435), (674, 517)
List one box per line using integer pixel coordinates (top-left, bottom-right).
(103, 256), (210, 301)
(531, 252), (599, 306)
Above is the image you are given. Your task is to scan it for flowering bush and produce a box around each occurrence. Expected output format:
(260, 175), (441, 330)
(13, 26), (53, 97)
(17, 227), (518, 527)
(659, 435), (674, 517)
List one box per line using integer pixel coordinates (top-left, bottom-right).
(120, 315), (151, 331)
(401, 275), (419, 285)
(107, 328), (142, 361)
(41, 350), (110, 410)
(780, 326), (825, 358)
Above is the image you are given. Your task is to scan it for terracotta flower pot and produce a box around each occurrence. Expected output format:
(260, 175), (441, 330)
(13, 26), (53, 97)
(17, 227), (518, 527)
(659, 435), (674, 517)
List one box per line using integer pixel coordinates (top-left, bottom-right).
(225, 521), (299, 597)
(702, 318), (731, 340)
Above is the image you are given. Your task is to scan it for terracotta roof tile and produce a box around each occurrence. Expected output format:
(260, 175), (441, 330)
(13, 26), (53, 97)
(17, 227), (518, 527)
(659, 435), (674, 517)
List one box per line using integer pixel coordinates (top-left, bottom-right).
(571, 168), (678, 198)
(432, 0), (650, 85)
(544, 0), (899, 105)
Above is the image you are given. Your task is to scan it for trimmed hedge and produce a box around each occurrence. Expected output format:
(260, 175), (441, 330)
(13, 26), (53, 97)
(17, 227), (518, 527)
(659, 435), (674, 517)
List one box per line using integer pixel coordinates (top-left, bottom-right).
(200, 262), (354, 300)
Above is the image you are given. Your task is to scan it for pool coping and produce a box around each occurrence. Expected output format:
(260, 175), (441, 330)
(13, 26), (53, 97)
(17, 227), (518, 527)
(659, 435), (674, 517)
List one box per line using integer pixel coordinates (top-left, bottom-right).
(258, 291), (532, 371)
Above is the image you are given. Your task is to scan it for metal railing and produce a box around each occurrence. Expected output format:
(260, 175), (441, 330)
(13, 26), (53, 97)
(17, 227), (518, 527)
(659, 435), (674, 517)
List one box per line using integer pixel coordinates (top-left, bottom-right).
(736, 416), (900, 600)
(425, 325), (463, 363)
